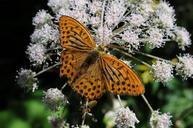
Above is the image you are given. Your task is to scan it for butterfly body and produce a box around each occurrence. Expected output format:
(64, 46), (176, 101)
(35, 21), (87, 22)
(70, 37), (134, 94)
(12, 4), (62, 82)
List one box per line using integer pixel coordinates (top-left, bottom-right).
(59, 16), (144, 101)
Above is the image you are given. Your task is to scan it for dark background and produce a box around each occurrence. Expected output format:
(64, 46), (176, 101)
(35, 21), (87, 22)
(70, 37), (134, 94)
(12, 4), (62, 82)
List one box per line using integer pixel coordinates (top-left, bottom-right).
(0, 0), (193, 127)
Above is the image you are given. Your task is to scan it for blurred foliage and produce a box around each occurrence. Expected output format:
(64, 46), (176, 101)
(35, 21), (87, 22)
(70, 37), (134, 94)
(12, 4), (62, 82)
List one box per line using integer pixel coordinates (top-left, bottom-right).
(0, 100), (51, 128)
(1, 0), (193, 128)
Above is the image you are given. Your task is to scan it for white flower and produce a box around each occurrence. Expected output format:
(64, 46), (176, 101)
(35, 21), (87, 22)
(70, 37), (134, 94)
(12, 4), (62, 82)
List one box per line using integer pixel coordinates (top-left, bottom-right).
(121, 30), (140, 52)
(174, 27), (191, 50)
(105, 0), (128, 27)
(89, 16), (101, 27)
(128, 13), (146, 27)
(155, 1), (175, 28)
(157, 1), (175, 16)
(48, 115), (67, 128)
(57, 8), (89, 24)
(150, 110), (172, 128)
(175, 54), (193, 79)
(137, 1), (154, 17)
(27, 43), (46, 65)
(32, 10), (53, 26)
(145, 27), (165, 48)
(71, 0), (88, 9)
(97, 25), (113, 45)
(115, 107), (139, 128)
(43, 88), (66, 110)
(31, 24), (59, 44)
(47, 0), (69, 12)
(16, 69), (38, 92)
(89, 1), (102, 14)
(152, 61), (173, 83)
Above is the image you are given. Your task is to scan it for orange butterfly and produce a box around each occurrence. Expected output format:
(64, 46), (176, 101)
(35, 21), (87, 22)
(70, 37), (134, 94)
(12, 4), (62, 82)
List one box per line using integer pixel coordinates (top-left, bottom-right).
(59, 16), (144, 101)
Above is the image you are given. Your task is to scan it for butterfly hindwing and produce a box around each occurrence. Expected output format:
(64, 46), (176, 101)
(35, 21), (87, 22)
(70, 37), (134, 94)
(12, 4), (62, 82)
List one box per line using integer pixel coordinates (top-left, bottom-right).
(101, 54), (144, 96)
(72, 60), (105, 100)
(59, 16), (96, 51)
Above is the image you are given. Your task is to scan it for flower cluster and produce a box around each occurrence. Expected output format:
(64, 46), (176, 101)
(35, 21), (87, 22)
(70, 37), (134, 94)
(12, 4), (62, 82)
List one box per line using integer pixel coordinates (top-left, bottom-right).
(150, 110), (172, 128)
(43, 88), (67, 110)
(151, 61), (173, 83)
(114, 107), (139, 128)
(176, 54), (193, 79)
(16, 69), (38, 92)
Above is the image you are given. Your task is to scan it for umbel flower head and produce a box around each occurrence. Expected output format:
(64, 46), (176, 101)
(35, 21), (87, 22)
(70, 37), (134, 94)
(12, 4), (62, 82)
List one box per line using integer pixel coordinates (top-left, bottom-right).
(16, 69), (38, 92)
(175, 54), (193, 79)
(43, 88), (67, 110)
(114, 107), (139, 128)
(150, 110), (172, 128)
(151, 61), (173, 83)
(27, 0), (191, 68)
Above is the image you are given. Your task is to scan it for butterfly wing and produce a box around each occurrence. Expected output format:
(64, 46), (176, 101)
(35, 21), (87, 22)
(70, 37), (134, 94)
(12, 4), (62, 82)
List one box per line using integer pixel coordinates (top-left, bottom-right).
(59, 16), (96, 51)
(71, 59), (105, 100)
(101, 54), (144, 96)
(60, 50), (89, 84)
(59, 16), (97, 83)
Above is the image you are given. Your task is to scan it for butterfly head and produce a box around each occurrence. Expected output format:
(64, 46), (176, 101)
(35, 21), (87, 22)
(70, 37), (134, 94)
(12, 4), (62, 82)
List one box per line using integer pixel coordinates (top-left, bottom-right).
(95, 44), (108, 53)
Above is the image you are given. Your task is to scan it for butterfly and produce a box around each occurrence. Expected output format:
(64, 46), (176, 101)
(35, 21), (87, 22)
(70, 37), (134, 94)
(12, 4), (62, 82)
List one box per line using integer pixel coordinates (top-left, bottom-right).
(59, 16), (144, 101)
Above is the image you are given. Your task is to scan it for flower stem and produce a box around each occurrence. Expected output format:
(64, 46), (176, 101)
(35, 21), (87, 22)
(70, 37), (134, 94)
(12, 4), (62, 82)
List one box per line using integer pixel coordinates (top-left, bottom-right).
(101, 0), (107, 43)
(135, 51), (173, 64)
(60, 83), (67, 91)
(117, 95), (124, 107)
(112, 47), (152, 68)
(141, 94), (154, 113)
(34, 62), (61, 77)
(82, 100), (88, 125)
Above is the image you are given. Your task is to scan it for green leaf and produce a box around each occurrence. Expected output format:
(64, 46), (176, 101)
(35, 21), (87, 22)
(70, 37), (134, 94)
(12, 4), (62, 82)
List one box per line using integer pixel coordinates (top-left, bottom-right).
(8, 119), (30, 128)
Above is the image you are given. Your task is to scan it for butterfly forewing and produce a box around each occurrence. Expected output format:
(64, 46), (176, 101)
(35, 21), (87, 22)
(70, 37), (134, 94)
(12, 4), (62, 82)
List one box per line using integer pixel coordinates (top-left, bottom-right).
(100, 54), (144, 96)
(59, 16), (96, 51)
(60, 50), (89, 84)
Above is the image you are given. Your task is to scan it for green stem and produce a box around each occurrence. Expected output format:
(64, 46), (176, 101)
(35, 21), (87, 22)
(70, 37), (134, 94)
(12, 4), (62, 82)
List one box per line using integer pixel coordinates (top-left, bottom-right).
(82, 100), (88, 125)
(117, 95), (124, 107)
(135, 51), (173, 64)
(60, 83), (67, 91)
(34, 62), (61, 77)
(101, 0), (107, 43)
(141, 94), (154, 113)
